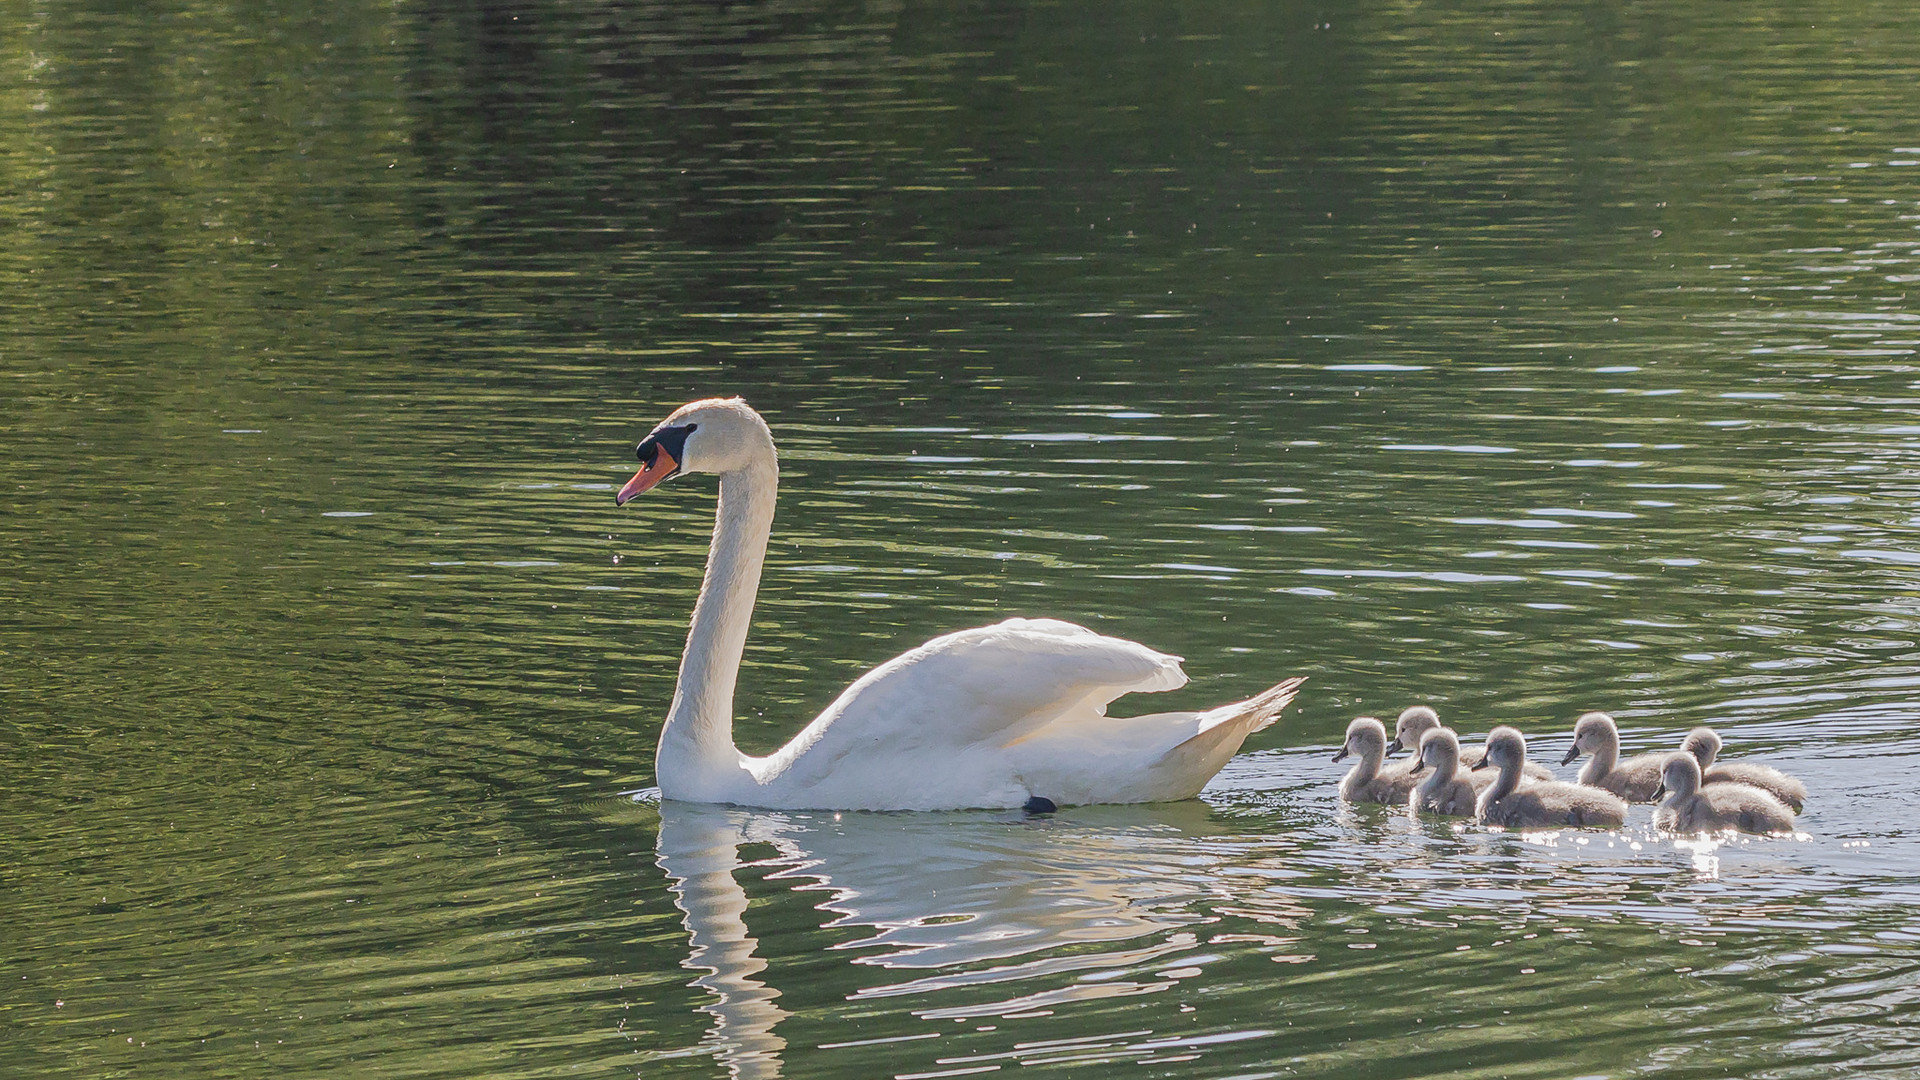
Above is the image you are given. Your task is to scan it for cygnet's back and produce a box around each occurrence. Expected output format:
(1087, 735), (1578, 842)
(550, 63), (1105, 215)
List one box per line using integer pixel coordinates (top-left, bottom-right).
(1561, 711), (1667, 801)
(1408, 728), (1477, 818)
(1476, 727), (1628, 829)
(1681, 727), (1808, 811)
(1335, 716), (1421, 805)
(1654, 752), (1796, 835)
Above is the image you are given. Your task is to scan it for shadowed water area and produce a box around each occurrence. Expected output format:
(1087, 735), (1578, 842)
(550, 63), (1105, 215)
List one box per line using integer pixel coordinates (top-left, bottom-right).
(5, 1), (1920, 1077)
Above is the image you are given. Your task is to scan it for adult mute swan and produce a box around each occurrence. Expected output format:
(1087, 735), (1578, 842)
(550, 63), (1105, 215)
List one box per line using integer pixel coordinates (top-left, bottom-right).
(616, 398), (1305, 811)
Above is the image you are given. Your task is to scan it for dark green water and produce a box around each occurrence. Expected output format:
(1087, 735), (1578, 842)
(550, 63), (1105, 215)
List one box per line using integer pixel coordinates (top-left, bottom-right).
(6, 2), (1920, 1077)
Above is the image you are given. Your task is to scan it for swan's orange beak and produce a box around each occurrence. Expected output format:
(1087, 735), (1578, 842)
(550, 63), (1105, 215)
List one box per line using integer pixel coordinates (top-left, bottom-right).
(616, 447), (679, 506)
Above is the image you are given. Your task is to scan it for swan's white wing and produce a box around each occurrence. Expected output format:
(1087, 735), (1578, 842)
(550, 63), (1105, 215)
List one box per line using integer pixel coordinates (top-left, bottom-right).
(758, 618), (1186, 790)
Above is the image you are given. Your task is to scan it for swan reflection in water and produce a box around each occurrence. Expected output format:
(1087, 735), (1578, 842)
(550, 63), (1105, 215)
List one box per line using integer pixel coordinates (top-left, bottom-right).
(649, 797), (1302, 1078)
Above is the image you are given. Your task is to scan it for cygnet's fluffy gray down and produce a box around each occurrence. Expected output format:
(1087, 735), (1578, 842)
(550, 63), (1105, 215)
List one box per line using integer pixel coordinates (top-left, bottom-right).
(1561, 711), (1668, 802)
(1335, 716), (1421, 805)
(1407, 728), (1478, 818)
(1390, 705), (1552, 780)
(1654, 752), (1796, 835)
(1476, 727), (1628, 829)
(1681, 727), (1808, 811)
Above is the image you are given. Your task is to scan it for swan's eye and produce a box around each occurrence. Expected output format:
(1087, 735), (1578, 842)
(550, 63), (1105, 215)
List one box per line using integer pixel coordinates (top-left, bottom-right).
(636, 423), (698, 472)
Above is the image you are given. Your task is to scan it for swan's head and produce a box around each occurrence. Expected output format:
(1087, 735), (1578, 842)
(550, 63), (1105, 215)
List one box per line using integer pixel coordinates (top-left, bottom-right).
(1413, 727), (1460, 777)
(617, 397), (777, 505)
(1333, 716), (1387, 763)
(1656, 752), (1702, 802)
(1388, 704), (1440, 756)
(1681, 726), (1721, 769)
(1474, 726), (1528, 772)
(1560, 710), (1618, 765)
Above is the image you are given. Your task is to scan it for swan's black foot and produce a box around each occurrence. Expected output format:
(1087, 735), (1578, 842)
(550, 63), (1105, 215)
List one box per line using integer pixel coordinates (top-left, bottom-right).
(1023, 796), (1058, 815)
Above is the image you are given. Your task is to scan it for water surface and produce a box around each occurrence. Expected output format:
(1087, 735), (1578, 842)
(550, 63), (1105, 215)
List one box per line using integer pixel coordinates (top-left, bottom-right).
(5, 1), (1920, 1077)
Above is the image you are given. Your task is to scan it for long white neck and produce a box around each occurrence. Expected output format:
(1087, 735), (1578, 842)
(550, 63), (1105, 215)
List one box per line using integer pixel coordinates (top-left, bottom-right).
(657, 462), (778, 799)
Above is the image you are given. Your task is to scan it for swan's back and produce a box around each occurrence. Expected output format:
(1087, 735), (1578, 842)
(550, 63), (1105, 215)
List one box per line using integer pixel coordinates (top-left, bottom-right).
(787, 620), (1181, 750)
(761, 618), (1193, 808)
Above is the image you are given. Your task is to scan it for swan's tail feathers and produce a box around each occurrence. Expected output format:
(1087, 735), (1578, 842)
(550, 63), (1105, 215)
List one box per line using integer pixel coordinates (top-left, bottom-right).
(1210, 675), (1306, 735)
(1144, 676), (1306, 801)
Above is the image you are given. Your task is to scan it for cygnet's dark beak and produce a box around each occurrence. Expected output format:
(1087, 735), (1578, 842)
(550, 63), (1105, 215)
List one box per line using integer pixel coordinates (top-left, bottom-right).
(1385, 737), (1404, 756)
(1559, 745), (1580, 766)
(1408, 759), (1428, 777)
(1331, 746), (1350, 763)
(1471, 756), (1492, 772)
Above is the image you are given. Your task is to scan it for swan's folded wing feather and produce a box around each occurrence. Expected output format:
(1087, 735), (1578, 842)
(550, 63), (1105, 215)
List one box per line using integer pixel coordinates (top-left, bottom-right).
(763, 618), (1186, 786)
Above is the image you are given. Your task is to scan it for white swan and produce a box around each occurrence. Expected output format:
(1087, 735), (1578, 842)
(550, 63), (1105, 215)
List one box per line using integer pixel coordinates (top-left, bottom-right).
(616, 398), (1305, 811)
(1653, 753), (1796, 836)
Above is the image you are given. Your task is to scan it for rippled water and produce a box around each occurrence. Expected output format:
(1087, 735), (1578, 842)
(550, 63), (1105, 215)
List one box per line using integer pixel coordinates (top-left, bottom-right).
(6, 1), (1920, 1077)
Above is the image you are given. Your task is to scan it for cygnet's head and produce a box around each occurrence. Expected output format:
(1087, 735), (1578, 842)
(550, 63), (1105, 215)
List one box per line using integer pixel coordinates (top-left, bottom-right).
(1412, 727), (1460, 776)
(1389, 705), (1441, 756)
(1334, 717), (1388, 763)
(1658, 752), (1704, 801)
(1475, 726), (1530, 772)
(1682, 726), (1722, 768)
(1561, 710), (1619, 764)
(617, 397), (777, 505)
